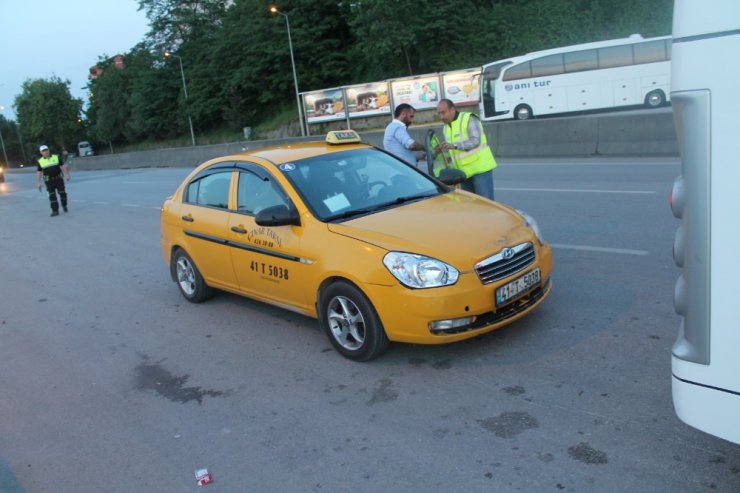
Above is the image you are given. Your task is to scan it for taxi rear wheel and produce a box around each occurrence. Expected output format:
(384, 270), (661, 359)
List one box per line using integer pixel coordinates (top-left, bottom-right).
(319, 281), (389, 361)
(172, 249), (213, 303)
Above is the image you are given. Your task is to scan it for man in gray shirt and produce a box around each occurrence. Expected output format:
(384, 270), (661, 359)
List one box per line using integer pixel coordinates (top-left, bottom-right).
(383, 103), (425, 165)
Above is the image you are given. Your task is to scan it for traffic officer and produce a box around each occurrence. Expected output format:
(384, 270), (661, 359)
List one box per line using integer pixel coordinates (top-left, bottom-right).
(36, 145), (71, 216)
(436, 98), (497, 199)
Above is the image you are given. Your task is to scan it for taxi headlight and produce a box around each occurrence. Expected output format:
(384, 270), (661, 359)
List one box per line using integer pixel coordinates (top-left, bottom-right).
(516, 209), (544, 245)
(383, 252), (459, 289)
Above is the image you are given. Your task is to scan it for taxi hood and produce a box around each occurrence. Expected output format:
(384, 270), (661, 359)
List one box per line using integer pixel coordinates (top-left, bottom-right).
(326, 192), (535, 270)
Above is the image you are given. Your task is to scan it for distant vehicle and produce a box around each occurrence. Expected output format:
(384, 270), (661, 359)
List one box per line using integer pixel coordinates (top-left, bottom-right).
(0, 165), (5, 182)
(77, 141), (94, 157)
(670, 0), (740, 445)
(480, 34), (671, 120)
(160, 130), (553, 361)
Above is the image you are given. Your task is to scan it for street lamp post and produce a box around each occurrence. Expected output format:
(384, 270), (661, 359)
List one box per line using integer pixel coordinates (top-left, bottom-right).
(164, 51), (197, 146)
(270, 6), (306, 137)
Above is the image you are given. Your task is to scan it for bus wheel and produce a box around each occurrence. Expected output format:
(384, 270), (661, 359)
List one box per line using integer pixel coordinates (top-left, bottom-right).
(514, 104), (533, 120)
(645, 90), (666, 108)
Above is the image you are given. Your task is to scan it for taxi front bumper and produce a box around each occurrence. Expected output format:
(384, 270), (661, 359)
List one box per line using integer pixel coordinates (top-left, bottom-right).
(361, 249), (553, 345)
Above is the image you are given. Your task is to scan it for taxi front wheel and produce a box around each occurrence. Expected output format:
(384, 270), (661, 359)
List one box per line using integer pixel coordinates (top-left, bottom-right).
(319, 281), (390, 361)
(172, 249), (214, 303)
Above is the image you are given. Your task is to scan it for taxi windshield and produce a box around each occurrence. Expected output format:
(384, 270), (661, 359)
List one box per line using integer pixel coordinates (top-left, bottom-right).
(281, 148), (445, 222)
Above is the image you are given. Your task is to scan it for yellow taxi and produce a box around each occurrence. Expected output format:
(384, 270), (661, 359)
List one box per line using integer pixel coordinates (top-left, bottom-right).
(161, 130), (553, 361)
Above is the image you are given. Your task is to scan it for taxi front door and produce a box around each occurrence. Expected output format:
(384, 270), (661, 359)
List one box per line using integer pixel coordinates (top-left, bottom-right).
(228, 167), (313, 312)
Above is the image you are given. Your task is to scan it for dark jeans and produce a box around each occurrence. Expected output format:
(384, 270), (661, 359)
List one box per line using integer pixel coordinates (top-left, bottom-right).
(45, 176), (67, 212)
(460, 169), (494, 200)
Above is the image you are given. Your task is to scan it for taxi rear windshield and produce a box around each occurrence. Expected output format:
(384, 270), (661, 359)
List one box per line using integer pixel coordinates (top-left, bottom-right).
(281, 148), (444, 221)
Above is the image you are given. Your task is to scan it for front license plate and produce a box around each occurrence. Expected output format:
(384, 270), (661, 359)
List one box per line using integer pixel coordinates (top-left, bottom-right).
(495, 268), (541, 306)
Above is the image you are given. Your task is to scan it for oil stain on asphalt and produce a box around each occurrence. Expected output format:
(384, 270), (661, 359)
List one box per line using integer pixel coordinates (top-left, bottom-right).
(478, 411), (539, 438)
(135, 359), (228, 404)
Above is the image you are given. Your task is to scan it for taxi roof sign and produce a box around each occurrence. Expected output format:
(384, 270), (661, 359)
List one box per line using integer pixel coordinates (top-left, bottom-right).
(326, 130), (361, 145)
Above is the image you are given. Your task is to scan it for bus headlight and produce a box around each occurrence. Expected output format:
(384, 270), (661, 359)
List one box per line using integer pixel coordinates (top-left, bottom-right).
(383, 252), (459, 289)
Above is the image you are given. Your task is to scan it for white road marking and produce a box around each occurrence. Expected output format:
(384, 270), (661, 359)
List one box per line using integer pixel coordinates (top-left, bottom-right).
(121, 203), (140, 207)
(498, 187), (655, 194)
(550, 243), (649, 256)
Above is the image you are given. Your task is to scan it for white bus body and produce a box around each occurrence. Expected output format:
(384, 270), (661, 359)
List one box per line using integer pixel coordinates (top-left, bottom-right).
(670, 0), (740, 445)
(480, 34), (671, 121)
(78, 141), (94, 157)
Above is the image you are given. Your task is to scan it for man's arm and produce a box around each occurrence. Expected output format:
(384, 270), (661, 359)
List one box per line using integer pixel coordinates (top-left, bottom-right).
(61, 163), (71, 181)
(396, 126), (424, 151)
(455, 115), (482, 151)
(36, 170), (42, 191)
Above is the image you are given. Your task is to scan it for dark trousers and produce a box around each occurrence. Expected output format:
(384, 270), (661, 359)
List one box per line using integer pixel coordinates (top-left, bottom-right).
(45, 176), (67, 212)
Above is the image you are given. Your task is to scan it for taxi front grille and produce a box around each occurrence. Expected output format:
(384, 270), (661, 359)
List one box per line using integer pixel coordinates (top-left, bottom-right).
(475, 242), (535, 284)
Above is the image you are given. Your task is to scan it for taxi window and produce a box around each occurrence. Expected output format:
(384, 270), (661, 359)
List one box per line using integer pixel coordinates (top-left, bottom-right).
(185, 171), (231, 209)
(282, 148), (442, 221)
(236, 171), (288, 215)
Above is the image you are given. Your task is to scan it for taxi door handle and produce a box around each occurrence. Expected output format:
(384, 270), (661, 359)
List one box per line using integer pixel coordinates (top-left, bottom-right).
(181, 215), (194, 222)
(231, 226), (247, 234)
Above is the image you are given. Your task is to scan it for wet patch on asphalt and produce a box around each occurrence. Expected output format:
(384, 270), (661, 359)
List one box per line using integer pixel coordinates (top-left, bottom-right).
(478, 411), (539, 438)
(135, 358), (228, 404)
(366, 378), (398, 405)
(567, 442), (609, 464)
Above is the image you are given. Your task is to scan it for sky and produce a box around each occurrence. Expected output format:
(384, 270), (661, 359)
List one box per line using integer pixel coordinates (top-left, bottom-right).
(0, 0), (151, 121)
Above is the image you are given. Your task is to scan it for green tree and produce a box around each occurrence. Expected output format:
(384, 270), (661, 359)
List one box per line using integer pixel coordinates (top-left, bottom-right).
(137, 0), (228, 52)
(0, 116), (25, 166)
(14, 77), (83, 154)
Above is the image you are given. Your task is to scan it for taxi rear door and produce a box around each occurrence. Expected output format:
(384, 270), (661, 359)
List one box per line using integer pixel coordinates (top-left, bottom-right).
(178, 167), (239, 291)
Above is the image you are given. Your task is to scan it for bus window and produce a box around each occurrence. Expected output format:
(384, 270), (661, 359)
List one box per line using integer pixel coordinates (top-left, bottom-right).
(530, 54), (564, 77)
(598, 45), (633, 68)
(502, 62), (532, 81)
(564, 49), (598, 73)
(634, 39), (668, 64)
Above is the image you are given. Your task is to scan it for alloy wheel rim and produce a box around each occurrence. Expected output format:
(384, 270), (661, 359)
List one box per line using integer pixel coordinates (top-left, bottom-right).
(176, 257), (196, 296)
(327, 296), (365, 350)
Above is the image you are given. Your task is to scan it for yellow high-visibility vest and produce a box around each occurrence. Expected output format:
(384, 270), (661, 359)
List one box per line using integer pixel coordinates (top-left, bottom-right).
(38, 155), (61, 169)
(443, 112), (496, 178)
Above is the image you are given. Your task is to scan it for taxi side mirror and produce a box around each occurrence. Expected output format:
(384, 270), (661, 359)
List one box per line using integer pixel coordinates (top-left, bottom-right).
(437, 168), (466, 186)
(255, 205), (301, 227)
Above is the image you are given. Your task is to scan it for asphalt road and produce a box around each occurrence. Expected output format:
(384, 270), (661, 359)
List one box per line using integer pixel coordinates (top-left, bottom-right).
(1, 158), (738, 492)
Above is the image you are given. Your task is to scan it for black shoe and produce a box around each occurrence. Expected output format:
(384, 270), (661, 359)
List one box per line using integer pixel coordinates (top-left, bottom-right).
(51, 211), (59, 217)
(63, 205), (68, 213)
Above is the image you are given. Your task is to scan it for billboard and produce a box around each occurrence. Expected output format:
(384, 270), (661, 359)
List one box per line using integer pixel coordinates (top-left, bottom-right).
(345, 82), (391, 118)
(442, 70), (481, 105)
(303, 89), (345, 123)
(390, 75), (441, 110)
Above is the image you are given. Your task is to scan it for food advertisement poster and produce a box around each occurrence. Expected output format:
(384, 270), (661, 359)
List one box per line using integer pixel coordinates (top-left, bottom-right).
(442, 70), (481, 105)
(345, 82), (391, 118)
(390, 75), (441, 110)
(303, 89), (345, 123)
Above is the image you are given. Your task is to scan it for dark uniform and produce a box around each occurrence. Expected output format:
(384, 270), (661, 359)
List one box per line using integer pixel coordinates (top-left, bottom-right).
(37, 148), (69, 216)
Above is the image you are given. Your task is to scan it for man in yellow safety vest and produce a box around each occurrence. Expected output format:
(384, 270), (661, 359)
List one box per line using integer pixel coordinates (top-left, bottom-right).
(436, 99), (497, 199)
(36, 145), (71, 216)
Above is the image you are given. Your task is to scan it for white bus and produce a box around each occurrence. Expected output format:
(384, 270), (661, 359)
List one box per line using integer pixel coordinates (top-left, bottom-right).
(670, 0), (740, 445)
(479, 34), (671, 121)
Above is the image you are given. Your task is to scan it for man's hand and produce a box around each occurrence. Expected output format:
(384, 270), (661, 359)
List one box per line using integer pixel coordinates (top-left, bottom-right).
(440, 142), (456, 151)
(66, 175), (71, 182)
(37, 184), (42, 192)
